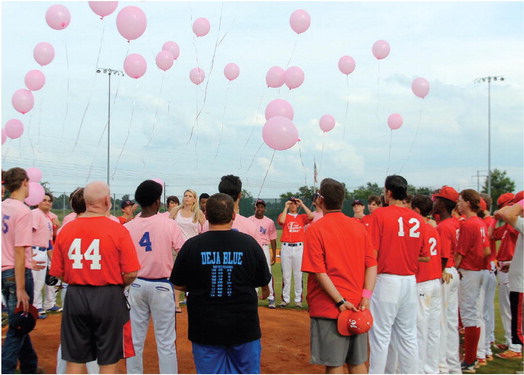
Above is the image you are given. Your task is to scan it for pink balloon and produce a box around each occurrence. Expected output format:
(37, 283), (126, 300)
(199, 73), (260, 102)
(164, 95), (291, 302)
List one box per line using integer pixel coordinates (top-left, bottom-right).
(338, 56), (356, 75)
(26, 167), (42, 183)
(116, 6), (147, 41)
(25, 70), (46, 91)
(319, 115), (335, 132)
(266, 66), (286, 88)
(189, 67), (205, 85)
(372, 40), (390, 60)
(156, 50), (174, 71)
(162, 41), (180, 60)
(285, 66), (305, 90)
(151, 178), (164, 187)
(262, 116), (299, 151)
(193, 18), (210, 37)
(2, 129), (6, 145)
(12, 89), (34, 115)
(411, 77), (430, 99)
(224, 63), (240, 81)
(4, 119), (24, 139)
(289, 9), (311, 34)
(265, 99), (294, 120)
(387, 114), (403, 130)
(46, 4), (71, 30)
(33, 42), (55, 66)
(123, 53), (147, 79)
(25, 182), (45, 206)
(88, 1), (118, 19)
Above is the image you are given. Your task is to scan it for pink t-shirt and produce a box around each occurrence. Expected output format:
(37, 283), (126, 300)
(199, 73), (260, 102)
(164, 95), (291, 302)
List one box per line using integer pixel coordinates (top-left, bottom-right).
(61, 212), (77, 228)
(2, 198), (33, 270)
(202, 214), (263, 246)
(124, 214), (185, 279)
(248, 215), (277, 245)
(31, 208), (53, 248)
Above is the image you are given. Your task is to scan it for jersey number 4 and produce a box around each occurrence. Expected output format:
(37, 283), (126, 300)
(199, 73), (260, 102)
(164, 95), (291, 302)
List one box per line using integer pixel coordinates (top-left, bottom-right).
(139, 232), (152, 252)
(397, 217), (421, 238)
(68, 238), (101, 270)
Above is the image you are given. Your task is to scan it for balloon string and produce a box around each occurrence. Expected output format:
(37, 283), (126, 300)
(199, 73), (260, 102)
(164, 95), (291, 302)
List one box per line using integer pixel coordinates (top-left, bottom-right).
(187, 83), (200, 144)
(239, 91), (265, 171)
(35, 95), (44, 147)
(376, 60), (381, 122)
(247, 141), (265, 173)
(113, 80), (139, 179)
(61, 33), (70, 138)
(146, 74), (165, 146)
(344, 75), (349, 138)
(95, 20), (105, 68)
(298, 141), (307, 186)
(399, 101), (424, 174)
(256, 149), (276, 199)
(215, 82), (231, 159)
(386, 130), (393, 175)
(286, 35), (299, 68)
(319, 133), (325, 178)
(201, 2), (224, 111)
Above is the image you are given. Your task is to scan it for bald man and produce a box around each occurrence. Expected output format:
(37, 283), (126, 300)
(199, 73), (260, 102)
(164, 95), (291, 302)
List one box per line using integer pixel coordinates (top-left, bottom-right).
(50, 181), (140, 374)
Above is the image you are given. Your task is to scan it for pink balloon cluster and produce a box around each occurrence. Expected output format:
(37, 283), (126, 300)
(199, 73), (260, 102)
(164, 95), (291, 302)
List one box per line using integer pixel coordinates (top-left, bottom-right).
(162, 41), (180, 60)
(387, 114), (403, 130)
(265, 99), (294, 120)
(319, 115), (335, 132)
(116, 6), (147, 41)
(124, 54), (147, 79)
(224, 63), (240, 81)
(289, 9), (311, 34)
(33, 42), (55, 66)
(285, 66), (304, 90)
(88, 1), (118, 20)
(193, 18), (210, 37)
(45, 4), (71, 30)
(411, 77), (430, 99)
(25, 70), (46, 91)
(4, 119), (24, 139)
(265, 66), (304, 90)
(25, 182), (45, 206)
(190, 67), (205, 85)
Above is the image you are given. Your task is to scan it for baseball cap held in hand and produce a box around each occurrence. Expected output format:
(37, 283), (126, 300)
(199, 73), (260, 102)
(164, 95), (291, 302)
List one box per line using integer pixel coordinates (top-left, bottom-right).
(9, 305), (38, 336)
(337, 308), (373, 336)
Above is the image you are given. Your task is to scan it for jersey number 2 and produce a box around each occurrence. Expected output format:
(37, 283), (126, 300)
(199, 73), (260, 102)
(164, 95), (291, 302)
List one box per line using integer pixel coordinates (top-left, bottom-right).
(397, 217), (421, 238)
(68, 239), (101, 270)
(139, 232), (152, 252)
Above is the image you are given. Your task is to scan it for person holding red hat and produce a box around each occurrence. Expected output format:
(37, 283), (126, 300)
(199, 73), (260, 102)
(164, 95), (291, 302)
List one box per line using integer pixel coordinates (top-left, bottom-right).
(302, 178), (377, 374)
(489, 192), (522, 358)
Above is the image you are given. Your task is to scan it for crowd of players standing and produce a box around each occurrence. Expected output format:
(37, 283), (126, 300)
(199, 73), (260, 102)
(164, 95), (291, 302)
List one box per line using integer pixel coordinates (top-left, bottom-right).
(1, 167), (523, 374)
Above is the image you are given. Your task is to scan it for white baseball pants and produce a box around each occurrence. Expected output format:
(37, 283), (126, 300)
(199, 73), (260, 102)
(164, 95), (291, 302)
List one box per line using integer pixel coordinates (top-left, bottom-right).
(458, 269), (483, 327)
(369, 274), (418, 374)
(280, 242), (303, 304)
(498, 268), (522, 352)
(261, 244), (274, 300)
(126, 279), (178, 374)
(31, 248), (53, 310)
(438, 267), (461, 374)
(476, 270), (487, 359)
(417, 279), (442, 374)
(483, 268), (497, 356)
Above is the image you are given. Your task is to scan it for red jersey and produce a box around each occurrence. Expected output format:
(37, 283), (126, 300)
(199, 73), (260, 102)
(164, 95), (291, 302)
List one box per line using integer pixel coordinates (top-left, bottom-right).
(371, 205), (429, 276)
(436, 217), (460, 268)
(416, 223), (442, 283)
(497, 224), (518, 262)
(361, 214), (373, 232)
(456, 216), (489, 271)
(279, 213), (311, 243)
(483, 216), (497, 263)
(302, 212), (377, 319)
(50, 216), (140, 285)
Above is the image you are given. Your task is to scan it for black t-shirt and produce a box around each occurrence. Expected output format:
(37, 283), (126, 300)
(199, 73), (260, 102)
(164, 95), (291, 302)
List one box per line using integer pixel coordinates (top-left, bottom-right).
(170, 230), (271, 346)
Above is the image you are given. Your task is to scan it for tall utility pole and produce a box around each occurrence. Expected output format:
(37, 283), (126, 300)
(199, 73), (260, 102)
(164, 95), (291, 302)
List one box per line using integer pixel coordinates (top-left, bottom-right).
(473, 75), (504, 201)
(96, 68), (124, 188)
(471, 170), (488, 192)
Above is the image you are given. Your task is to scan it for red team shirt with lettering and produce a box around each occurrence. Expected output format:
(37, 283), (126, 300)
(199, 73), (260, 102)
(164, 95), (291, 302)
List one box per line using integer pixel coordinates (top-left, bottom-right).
(279, 213), (311, 243)
(124, 214), (185, 279)
(50, 216), (140, 285)
(416, 222), (442, 283)
(370, 205), (429, 275)
(436, 217), (460, 268)
(456, 216), (489, 271)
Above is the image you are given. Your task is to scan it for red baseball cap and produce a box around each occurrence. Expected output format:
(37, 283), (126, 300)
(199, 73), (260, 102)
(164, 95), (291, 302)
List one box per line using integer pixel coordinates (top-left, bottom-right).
(497, 193), (515, 208)
(433, 186), (459, 203)
(9, 305), (38, 336)
(513, 191), (524, 204)
(479, 198), (487, 211)
(337, 309), (373, 336)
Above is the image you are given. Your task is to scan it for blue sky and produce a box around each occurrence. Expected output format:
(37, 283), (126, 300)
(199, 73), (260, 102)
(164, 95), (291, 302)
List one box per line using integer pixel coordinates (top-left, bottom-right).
(2, 1), (523, 199)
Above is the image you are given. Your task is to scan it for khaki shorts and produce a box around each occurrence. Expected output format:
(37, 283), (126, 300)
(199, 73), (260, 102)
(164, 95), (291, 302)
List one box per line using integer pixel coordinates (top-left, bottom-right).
(310, 317), (368, 367)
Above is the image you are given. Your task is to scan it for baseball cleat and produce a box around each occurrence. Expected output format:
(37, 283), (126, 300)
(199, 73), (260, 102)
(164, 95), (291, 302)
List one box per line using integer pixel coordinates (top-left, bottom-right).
(268, 300), (276, 309)
(295, 302), (303, 308)
(460, 360), (477, 373)
(46, 305), (63, 313)
(494, 343), (509, 351)
(277, 302), (288, 308)
(37, 308), (47, 319)
(495, 350), (522, 359)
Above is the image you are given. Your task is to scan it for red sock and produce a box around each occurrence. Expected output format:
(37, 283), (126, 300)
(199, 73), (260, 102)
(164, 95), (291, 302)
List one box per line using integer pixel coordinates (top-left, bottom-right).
(464, 326), (481, 363)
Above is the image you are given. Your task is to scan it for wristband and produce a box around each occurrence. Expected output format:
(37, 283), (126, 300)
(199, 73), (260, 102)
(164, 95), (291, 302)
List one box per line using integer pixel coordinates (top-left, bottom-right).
(335, 298), (346, 307)
(362, 289), (372, 299)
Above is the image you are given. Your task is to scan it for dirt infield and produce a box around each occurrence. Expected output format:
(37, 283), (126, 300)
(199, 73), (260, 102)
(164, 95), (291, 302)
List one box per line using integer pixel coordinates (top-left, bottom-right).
(3, 306), (324, 374)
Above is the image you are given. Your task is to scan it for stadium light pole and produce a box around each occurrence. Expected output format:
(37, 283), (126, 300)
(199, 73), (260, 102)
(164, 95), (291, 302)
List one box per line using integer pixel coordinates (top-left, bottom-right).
(473, 75), (504, 202)
(96, 68), (124, 188)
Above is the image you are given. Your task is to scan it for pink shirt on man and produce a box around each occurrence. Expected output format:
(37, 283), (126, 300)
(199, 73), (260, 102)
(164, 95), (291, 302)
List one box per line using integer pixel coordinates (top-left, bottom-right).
(125, 213), (185, 279)
(2, 198), (33, 270)
(31, 208), (53, 248)
(202, 213), (263, 246)
(248, 215), (277, 245)
(61, 212), (77, 229)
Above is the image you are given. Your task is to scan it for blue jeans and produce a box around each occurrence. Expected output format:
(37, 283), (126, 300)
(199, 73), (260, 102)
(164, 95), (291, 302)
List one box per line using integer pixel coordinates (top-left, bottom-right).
(2, 268), (38, 373)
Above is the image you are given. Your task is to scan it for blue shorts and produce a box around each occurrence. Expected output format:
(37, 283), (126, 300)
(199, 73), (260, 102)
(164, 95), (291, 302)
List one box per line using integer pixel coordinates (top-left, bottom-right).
(192, 339), (261, 374)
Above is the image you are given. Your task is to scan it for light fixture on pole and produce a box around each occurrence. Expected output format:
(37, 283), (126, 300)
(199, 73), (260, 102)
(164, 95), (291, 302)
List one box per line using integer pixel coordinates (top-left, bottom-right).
(473, 75), (504, 204)
(96, 68), (124, 188)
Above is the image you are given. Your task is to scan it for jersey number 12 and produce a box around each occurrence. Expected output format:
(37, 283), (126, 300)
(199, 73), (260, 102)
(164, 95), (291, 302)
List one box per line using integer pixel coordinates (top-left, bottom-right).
(397, 217), (421, 238)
